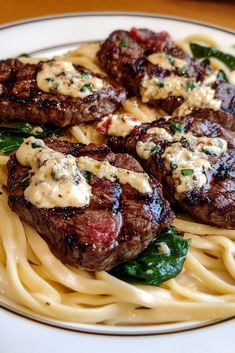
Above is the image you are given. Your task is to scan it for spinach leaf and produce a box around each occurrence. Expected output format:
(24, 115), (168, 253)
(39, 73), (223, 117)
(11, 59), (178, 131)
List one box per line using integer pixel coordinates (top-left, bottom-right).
(0, 122), (60, 138)
(0, 122), (61, 153)
(0, 132), (23, 153)
(190, 43), (235, 71)
(111, 226), (191, 286)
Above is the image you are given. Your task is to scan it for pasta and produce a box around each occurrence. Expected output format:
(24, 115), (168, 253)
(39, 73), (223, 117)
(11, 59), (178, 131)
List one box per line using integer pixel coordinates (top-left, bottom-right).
(0, 35), (235, 327)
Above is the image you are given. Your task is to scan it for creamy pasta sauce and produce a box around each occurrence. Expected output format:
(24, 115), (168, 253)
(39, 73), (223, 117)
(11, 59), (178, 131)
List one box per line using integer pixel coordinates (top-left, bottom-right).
(37, 60), (104, 98)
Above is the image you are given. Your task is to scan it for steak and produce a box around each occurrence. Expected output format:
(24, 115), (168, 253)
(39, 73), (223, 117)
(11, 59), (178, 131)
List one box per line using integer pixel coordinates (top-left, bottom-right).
(97, 29), (210, 93)
(97, 29), (235, 130)
(108, 111), (235, 229)
(0, 59), (126, 128)
(129, 27), (209, 81)
(7, 139), (174, 271)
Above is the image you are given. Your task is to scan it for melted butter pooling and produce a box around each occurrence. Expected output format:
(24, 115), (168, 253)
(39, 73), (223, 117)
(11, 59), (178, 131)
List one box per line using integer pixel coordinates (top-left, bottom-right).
(37, 60), (104, 98)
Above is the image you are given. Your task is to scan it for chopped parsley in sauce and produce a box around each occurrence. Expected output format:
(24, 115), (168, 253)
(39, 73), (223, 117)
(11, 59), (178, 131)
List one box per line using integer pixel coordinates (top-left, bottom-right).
(170, 122), (184, 133)
(120, 38), (129, 47)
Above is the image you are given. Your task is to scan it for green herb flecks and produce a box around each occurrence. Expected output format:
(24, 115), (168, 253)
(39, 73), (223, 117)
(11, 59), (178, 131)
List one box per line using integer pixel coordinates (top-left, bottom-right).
(111, 226), (191, 286)
(202, 147), (213, 155)
(217, 70), (229, 83)
(80, 84), (92, 93)
(156, 79), (165, 88)
(45, 77), (54, 83)
(150, 144), (161, 156)
(185, 81), (197, 92)
(181, 169), (194, 176)
(31, 143), (42, 149)
(20, 176), (30, 188)
(166, 54), (175, 66)
(119, 38), (129, 47)
(170, 162), (178, 169)
(217, 139), (224, 148)
(170, 121), (184, 134)
(81, 171), (91, 181)
(80, 71), (90, 79)
(190, 43), (235, 71)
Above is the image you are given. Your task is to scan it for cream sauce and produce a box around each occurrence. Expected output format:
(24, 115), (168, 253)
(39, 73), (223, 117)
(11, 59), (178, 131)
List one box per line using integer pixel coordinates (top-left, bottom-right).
(37, 60), (104, 98)
(140, 73), (222, 114)
(136, 141), (158, 160)
(16, 137), (91, 208)
(77, 156), (152, 194)
(147, 52), (185, 70)
(96, 114), (141, 137)
(147, 127), (173, 142)
(135, 127), (227, 195)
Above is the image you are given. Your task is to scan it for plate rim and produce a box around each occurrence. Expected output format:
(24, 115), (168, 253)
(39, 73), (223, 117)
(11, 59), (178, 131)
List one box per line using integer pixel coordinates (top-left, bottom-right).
(0, 11), (234, 35)
(0, 11), (235, 337)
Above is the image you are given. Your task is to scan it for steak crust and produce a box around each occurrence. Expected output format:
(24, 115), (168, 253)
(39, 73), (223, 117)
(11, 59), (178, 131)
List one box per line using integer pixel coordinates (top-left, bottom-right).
(7, 139), (174, 271)
(97, 29), (235, 130)
(0, 59), (126, 128)
(109, 110), (235, 229)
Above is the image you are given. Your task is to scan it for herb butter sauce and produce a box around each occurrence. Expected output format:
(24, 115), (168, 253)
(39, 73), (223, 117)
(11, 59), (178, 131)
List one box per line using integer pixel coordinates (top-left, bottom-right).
(77, 156), (152, 194)
(140, 74), (222, 115)
(37, 60), (104, 98)
(97, 114), (141, 137)
(147, 52), (186, 71)
(16, 137), (91, 208)
(136, 126), (227, 196)
(16, 137), (152, 208)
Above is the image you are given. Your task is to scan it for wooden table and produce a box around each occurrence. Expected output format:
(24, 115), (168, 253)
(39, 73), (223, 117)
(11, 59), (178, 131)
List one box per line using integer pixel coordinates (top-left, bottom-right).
(0, 0), (235, 30)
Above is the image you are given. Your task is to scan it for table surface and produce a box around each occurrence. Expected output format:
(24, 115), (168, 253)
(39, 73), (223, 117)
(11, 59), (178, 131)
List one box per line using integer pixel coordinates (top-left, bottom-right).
(0, 0), (235, 30)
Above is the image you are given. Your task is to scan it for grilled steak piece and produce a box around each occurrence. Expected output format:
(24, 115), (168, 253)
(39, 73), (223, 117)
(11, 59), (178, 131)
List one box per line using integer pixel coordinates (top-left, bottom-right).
(7, 139), (174, 271)
(97, 29), (209, 92)
(187, 108), (235, 134)
(97, 29), (235, 130)
(214, 83), (235, 123)
(97, 30), (145, 95)
(108, 111), (235, 229)
(129, 27), (209, 81)
(0, 59), (126, 128)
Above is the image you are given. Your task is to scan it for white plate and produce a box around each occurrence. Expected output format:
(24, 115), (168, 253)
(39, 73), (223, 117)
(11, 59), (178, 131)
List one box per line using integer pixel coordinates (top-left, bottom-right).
(0, 12), (235, 353)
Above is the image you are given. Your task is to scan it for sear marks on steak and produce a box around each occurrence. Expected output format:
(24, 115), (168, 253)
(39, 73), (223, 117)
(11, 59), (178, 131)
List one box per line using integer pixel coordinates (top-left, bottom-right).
(97, 29), (235, 130)
(0, 59), (126, 128)
(187, 108), (235, 135)
(214, 82), (235, 124)
(7, 139), (174, 271)
(129, 27), (209, 81)
(97, 29), (210, 92)
(108, 111), (235, 229)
